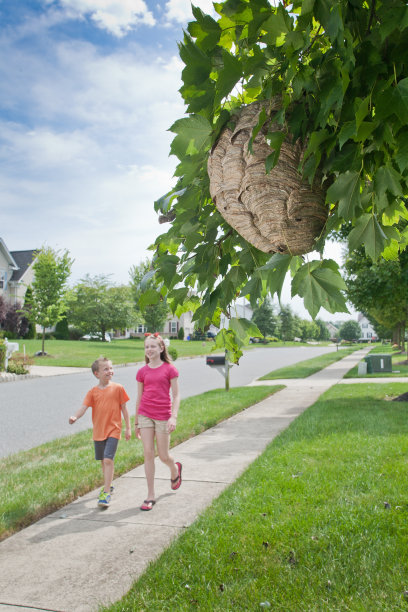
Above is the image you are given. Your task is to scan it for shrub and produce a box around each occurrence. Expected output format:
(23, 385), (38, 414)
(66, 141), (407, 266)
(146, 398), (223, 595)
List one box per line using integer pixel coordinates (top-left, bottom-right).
(6, 352), (32, 375)
(168, 347), (178, 361)
(0, 339), (5, 372)
(178, 327), (184, 340)
(68, 327), (83, 340)
(55, 316), (70, 340)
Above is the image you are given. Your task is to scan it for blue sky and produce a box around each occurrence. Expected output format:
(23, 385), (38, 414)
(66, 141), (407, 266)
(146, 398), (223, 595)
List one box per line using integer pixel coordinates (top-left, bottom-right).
(0, 0), (353, 321)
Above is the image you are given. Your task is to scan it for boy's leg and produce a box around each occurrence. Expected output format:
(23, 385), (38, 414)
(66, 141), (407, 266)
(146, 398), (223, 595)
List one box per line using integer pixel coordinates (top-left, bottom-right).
(140, 427), (156, 500)
(102, 458), (114, 493)
(102, 437), (118, 493)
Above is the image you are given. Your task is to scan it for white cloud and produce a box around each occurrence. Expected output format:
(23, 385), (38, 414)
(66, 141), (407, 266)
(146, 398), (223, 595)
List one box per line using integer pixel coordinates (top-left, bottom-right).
(46, 0), (156, 36)
(163, 0), (216, 24)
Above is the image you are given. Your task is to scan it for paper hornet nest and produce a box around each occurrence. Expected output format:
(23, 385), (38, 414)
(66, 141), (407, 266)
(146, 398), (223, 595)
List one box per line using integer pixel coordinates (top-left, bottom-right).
(207, 100), (328, 255)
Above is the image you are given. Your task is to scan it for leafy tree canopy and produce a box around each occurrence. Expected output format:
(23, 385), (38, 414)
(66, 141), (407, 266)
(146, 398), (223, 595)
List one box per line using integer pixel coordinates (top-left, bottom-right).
(129, 259), (170, 332)
(150, 0), (408, 325)
(27, 246), (73, 353)
(344, 247), (408, 347)
(67, 275), (135, 339)
(251, 298), (278, 338)
(339, 319), (361, 341)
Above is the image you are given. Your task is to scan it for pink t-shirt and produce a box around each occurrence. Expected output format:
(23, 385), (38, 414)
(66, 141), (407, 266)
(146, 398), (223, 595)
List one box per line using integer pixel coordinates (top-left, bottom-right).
(136, 361), (179, 421)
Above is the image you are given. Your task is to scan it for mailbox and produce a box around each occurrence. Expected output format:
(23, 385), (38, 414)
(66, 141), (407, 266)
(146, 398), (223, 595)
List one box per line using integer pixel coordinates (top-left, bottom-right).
(206, 355), (226, 366)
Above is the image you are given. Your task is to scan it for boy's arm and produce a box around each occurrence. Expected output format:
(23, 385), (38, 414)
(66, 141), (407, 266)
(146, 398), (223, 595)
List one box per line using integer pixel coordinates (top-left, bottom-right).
(121, 404), (131, 440)
(69, 405), (89, 424)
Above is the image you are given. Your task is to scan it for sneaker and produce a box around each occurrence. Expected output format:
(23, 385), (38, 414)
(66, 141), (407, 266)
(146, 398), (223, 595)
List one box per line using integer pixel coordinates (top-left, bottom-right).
(99, 485), (114, 496)
(98, 491), (111, 507)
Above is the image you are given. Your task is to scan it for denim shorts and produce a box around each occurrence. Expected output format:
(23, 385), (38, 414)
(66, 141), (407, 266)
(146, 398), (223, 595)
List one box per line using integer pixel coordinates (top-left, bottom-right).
(138, 414), (169, 434)
(94, 437), (119, 461)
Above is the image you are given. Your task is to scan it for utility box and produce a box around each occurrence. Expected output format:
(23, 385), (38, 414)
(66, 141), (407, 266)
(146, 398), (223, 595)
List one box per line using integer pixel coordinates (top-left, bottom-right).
(358, 361), (367, 376)
(364, 354), (392, 373)
(206, 355), (226, 366)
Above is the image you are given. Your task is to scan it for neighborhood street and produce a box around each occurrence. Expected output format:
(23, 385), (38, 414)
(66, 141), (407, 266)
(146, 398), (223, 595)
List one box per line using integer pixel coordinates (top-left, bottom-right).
(0, 345), (338, 458)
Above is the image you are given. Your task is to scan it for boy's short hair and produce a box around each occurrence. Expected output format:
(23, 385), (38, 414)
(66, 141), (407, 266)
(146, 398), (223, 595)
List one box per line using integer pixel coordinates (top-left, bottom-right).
(91, 357), (110, 374)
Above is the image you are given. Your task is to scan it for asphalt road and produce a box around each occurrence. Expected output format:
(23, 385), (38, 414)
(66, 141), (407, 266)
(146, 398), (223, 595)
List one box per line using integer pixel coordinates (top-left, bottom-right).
(0, 345), (338, 458)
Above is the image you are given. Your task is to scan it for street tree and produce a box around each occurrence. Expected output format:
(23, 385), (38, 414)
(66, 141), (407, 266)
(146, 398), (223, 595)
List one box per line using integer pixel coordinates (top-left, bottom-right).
(147, 0), (408, 361)
(299, 320), (320, 342)
(251, 299), (277, 339)
(315, 319), (330, 342)
(68, 275), (135, 340)
(344, 248), (408, 349)
(339, 320), (361, 342)
(129, 260), (169, 333)
(27, 247), (73, 354)
(279, 305), (297, 342)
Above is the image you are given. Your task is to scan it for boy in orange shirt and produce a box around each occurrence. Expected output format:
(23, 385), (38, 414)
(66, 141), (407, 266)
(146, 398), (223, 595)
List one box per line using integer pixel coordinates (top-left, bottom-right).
(69, 357), (131, 507)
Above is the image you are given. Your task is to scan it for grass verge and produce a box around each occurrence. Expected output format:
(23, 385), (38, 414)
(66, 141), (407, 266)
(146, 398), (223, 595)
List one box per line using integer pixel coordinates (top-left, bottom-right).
(104, 382), (408, 611)
(259, 345), (363, 379)
(0, 385), (281, 542)
(19, 338), (220, 367)
(13, 339), (331, 368)
(345, 345), (408, 378)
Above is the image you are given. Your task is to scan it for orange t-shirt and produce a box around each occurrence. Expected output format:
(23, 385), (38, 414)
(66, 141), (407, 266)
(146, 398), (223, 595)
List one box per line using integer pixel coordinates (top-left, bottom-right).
(83, 382), (130, 441)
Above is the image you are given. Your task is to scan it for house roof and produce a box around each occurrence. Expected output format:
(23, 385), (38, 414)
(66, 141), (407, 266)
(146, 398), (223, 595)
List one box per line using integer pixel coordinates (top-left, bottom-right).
(9, 250), (37, 282)
(0, 237), (19, 270)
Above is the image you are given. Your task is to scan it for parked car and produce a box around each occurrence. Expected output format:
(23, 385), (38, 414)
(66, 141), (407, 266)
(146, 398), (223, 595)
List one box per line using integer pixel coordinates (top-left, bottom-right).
(80, 333), (111, 342)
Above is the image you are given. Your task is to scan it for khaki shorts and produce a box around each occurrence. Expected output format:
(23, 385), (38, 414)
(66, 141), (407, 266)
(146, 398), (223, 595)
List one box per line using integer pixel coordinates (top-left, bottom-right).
(138, 414), (169, 434)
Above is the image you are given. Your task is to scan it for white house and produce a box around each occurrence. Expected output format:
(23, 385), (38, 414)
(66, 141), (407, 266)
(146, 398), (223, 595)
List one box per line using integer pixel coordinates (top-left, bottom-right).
(357, 313), (377, 341)
(0, 238), (36, 305)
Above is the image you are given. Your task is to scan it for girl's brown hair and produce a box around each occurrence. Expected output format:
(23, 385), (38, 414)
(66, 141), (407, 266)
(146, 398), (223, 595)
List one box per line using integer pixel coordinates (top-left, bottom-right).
(144, 333), (171, 364)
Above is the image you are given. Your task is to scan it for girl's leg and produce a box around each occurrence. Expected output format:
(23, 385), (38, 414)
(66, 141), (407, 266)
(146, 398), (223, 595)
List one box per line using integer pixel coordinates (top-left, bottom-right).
(102, 458), (114, 493)
(156, 432), (179, 481)
(140, 428), (156, 500)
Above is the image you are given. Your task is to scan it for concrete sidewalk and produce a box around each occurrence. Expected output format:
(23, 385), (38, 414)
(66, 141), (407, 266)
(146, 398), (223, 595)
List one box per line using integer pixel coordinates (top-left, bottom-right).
(0, 348), (372, 612)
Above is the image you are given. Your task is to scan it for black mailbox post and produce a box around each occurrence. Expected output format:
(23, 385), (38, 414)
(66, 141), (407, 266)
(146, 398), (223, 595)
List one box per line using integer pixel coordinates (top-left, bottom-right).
(206, 355), (226, 366)
(206, 353), (232, 390)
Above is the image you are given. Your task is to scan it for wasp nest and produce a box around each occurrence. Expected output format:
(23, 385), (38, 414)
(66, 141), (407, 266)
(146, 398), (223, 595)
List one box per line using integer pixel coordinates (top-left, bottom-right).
(207, 100), (327, 255)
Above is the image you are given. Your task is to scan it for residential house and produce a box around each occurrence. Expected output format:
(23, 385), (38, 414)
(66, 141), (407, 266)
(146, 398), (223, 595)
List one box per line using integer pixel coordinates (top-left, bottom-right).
(357, 313), (377, 341)
(0, 238), (36, 305)
(325, 321), (339, 340)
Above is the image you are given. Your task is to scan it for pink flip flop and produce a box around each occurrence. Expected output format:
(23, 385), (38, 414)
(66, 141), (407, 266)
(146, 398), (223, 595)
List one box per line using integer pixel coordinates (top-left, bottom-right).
(171, 462), (182, 490)
(140, 499), (156, 511)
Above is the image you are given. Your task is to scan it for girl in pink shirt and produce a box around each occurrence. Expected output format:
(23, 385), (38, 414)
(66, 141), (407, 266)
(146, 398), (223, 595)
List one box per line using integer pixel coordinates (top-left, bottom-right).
(135, 333), (182, 511)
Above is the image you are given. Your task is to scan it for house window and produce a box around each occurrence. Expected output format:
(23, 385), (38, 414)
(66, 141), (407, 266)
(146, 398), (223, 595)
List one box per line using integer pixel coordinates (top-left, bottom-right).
(170, 321), (177, 334)
(0, 269), (6, 290)
(137, 324), (147, 333)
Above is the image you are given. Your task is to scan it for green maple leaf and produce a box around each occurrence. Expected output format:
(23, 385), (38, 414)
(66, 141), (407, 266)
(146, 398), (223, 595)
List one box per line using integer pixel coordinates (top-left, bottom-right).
(229, 317), (261, 345)
(169, 115), (212, 159)
(258, 253), (291, 300)
(326, 171), (361, 219)
(292, 260), (348, 319)
(348, 214), (387, 261)
(393, 78), (408, 124)
(215, 50), (242, 106)
(374, 164), (403, 198)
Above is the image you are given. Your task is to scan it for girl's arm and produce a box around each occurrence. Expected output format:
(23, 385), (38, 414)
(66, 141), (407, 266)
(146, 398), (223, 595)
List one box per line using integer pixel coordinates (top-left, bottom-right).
(167, 377), (180, 433)
(121, 403), (131, 440)
(69, 404), (88, 424)
(134, 381), (143, 439)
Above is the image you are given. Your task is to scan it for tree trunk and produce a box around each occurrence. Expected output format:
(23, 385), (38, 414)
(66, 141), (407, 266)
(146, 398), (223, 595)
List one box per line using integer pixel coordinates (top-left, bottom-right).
(42, 327), (46, 354)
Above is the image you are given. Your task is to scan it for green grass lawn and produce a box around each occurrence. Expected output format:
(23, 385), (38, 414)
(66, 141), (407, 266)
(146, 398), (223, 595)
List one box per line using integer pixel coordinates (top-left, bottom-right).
(345, 345), (408, 378)
(259, 345), (363, 379)
(0, 385), (280, 541)
(11, 338), (332, 368)
(16, 338), (221, 367)
(104, 382), (408, 611)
